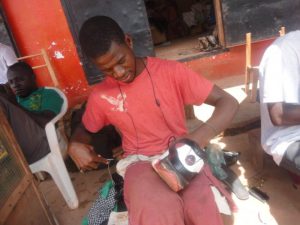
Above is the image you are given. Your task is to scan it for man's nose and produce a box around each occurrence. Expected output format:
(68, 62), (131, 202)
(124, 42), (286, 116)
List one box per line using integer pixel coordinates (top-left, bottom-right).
(113, 65), (125, 78)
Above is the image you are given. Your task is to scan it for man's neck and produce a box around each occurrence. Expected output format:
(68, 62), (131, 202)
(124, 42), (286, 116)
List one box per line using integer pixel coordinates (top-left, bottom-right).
(135, 57), (147, 77)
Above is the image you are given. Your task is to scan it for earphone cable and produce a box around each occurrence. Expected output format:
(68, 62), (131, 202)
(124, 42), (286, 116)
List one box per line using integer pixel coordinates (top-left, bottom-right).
(143, 59), (176, 140)
(117, 83), (139, 155)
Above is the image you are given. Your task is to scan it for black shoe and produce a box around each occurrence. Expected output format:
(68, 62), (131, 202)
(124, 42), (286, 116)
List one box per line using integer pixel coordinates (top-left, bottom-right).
(223, 150), (240, 166)
(221, 165), (249, 200)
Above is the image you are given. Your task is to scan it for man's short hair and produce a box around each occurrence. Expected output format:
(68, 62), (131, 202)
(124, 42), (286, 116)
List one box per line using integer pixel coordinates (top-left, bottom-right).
(79, 16), (125, 59)
(8, 61), (35, 78)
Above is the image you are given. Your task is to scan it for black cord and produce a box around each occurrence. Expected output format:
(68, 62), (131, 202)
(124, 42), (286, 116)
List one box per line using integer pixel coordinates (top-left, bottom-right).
(142, 59), (176, 139)
(117, 83), (139, 154)
(116, 57), (177, 155)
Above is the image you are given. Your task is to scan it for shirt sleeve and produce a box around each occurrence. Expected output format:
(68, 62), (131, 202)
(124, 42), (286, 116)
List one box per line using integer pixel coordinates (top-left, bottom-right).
(42, 89), (63, 115)
(172, 61), (213, 105)
(260, 44), (300, 104)
(82, 91), (107, 133)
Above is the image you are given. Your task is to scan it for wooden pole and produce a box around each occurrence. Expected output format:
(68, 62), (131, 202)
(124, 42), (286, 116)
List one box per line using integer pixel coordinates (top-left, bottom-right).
(245, 33), (252, 94)
(41, 49), (59, 87)
(213, 0), (225, 46)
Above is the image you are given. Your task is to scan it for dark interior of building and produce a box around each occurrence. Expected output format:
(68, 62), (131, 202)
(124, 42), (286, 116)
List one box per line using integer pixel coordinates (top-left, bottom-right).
(144, 0), (219, 57)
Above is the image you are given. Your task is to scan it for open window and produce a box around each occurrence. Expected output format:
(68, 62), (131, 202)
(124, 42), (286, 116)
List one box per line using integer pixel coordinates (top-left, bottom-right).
(145, 0), (225, 61)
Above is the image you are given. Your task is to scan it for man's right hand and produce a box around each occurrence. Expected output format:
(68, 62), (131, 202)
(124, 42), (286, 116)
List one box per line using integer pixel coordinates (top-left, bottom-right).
(68, 141), (108, 172)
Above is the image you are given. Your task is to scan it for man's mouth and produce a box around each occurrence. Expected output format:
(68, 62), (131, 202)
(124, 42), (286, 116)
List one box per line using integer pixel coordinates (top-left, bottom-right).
(14, 89), (26, 96)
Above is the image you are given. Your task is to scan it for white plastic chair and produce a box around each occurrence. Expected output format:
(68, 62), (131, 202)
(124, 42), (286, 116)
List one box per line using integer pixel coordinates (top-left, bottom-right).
(29, 87), (79, 209)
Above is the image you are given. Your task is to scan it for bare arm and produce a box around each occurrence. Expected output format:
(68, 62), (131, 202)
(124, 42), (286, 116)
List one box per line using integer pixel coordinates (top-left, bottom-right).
(186, 85), (239, 148)
(68, 122), (108, 171)
(268, 102), (300, 126)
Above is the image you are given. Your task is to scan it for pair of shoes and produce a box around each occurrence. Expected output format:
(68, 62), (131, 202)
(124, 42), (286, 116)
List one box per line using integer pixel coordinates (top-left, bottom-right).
(223, 150), (240, 166)
(221, 165), (249, 200)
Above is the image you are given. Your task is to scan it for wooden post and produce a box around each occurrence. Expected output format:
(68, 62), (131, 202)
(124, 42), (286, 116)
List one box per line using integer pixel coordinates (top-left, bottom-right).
(213, 0), (225, 46)
(250, 67), (259, 103)
(245, 33), (252, 94)
(41, 49), (59, 87)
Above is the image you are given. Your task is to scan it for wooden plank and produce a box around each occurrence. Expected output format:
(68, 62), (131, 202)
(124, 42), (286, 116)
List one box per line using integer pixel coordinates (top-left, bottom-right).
(17, 53), (42, 60)
(213, 0), (225, 46)
(5, 183), (56, 225)
(41, 49), (59, 87)
(245, 33), (251, 94)
(0, 176), (31, 224)
(250, 68), (259, 103)
(0, 110), (55, 225)
(32, 64), (47, 70)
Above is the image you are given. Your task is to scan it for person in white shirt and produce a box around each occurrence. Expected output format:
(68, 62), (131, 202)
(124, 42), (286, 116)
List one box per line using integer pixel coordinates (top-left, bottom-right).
(0, 43), (18, 93)
(259, 30), (300, 175)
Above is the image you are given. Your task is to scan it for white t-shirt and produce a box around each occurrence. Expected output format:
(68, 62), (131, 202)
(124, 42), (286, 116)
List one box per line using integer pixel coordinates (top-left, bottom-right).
(0, 43), (18, 84)
(259, 30), (300, 165)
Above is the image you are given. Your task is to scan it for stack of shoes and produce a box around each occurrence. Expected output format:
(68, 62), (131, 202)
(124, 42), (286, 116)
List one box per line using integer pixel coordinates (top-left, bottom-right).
(198, 35), (219, 52)
(206, 144), (249, 200)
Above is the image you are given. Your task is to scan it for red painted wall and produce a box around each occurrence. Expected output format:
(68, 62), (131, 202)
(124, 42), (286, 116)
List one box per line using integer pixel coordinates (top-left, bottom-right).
(1, 1), (275, 108)
(2, 0), (90, 107)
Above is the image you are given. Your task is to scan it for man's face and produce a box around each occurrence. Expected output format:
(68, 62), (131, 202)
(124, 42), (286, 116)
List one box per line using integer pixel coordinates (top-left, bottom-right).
(7, 71), (36, 98)
(92, 38), (137, 83)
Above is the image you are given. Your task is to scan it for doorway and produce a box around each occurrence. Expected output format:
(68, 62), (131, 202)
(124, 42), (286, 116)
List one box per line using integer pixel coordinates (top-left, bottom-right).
(144, 0), (224, 61)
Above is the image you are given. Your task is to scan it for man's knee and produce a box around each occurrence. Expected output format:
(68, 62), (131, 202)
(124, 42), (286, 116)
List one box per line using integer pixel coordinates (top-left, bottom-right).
(124, 162), (184, 214)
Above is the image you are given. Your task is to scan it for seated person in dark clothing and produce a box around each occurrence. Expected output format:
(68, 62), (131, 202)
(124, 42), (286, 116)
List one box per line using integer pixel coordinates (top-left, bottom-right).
(69, 103), (122, 170)
(0, 61), (63, 164)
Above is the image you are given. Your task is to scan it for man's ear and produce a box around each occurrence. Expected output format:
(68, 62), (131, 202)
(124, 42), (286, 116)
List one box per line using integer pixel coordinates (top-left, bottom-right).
(125, 34), (133, 49)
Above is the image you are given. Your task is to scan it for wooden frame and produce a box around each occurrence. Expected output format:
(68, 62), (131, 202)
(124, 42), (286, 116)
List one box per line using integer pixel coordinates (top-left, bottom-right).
(17, 49), (59, 87)
(213, 0), (225, 47)
(0, 110), (55, 225)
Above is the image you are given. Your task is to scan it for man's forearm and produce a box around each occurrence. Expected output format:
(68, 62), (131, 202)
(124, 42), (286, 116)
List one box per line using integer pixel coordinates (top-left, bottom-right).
(268, 102), (300, 126)
(188, 87), (239, 148)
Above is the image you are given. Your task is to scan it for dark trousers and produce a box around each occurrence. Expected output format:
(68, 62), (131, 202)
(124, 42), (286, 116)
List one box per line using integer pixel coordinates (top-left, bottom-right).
(280, 141), (300, 176)
(0, 96), (50, 164)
